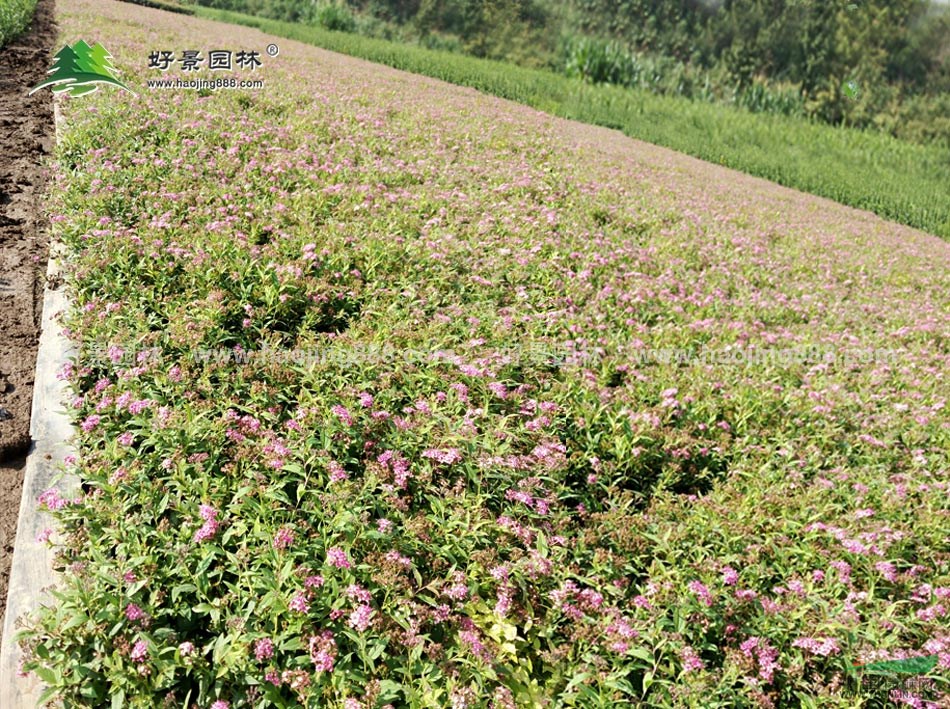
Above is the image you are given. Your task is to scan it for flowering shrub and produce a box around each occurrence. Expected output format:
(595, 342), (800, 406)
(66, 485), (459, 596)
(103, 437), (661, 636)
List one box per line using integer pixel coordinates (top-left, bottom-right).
(20, 1), (950, 707)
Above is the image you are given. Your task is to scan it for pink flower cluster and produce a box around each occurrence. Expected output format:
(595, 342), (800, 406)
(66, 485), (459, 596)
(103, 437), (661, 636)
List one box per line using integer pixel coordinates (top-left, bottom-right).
(254, 637), (274, 661)
(458, 618), (492, 662)
(193, 504), (221, 542)
(331, 404), (353, 426)
(348, 604), (375, 632)
(38, 488), (72, 511)
(688, 580), (713, 607)
(739, 636), (781, 683)
(377, 450), (412, 488)
(130, 639), (148, 663)
(721, 566), (739, 585)
(289, 592), (310, 614)
(309, 630), (337, 673)
(326, 546), (351, 569)
(604, 615), (639, 654)
(681, 645), (705, 673)
(422, 447), (463, 465)
(273, 527), (295, 550)
(328, 460), (348, 483)
(792, 636), (840, 656)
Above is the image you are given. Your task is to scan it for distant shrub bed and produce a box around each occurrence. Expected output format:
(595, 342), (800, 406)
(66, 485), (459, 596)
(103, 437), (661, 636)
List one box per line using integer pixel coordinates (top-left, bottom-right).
(193, 6), (950, 239)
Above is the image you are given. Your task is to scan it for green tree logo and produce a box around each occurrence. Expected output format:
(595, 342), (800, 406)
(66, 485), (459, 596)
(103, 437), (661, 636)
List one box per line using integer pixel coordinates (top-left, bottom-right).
(30, 41), (135, 98)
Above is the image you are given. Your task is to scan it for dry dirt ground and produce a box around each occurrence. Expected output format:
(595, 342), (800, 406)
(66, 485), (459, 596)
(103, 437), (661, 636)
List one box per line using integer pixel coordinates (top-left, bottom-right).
(0, 0), (55, 627)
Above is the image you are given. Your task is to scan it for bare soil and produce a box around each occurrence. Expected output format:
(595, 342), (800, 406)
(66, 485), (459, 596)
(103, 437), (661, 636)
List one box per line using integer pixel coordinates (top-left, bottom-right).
(0, 0), (56, 628)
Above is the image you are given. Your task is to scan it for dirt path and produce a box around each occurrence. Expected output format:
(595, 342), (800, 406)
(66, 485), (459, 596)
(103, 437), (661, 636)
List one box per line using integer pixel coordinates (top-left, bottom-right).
(0, 0), (56, 628)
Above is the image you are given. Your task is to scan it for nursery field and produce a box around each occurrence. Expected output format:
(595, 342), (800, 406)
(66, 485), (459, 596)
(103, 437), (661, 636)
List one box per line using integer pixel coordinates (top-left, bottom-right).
(18, 0), (950, 706)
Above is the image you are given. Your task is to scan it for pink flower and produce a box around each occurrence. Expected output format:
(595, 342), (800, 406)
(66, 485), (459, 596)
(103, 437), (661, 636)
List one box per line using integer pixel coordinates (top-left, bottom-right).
(178, 642), (195, 656)
(128, 399), (153, 415)
(326, 546), (351, 569)
(688, 580), (713, 607)
(681, 645), (705, 673)
(604, 615), (639, 653)
(254, 638), (274, 661)
(309, 630), (337, 672)
(458, 618), (492, 662)
(328, 461), (348, 483)
(916, 604), (946, 622)
(38, 489), (69, 511)
(331, 404), (353, 426)
(793, 636), (841, 656)
(273, 528), (295, 550)
(358, 392), (374, 407)
(130, 639), (148, 663)
(422, 448), (463, 465)
(633, 595), (652, 610)
(346, 584), (372, 604)
(81, 415), (102, 432)
(377, 518), (393, 533)
(740, 637), (781, 683)
(125, 603), (146, 622)
(446, 582), (469, 601)
(193, 505), (220, 542)
(289, 593), (309, 614)
(875, 561), (899, 582)
(829, 560), (852, 584)
(348, 604), (375, 632)
(721, 567), (739, 585)
(305, 574), (325, 588)
(210, 702), (229, 709)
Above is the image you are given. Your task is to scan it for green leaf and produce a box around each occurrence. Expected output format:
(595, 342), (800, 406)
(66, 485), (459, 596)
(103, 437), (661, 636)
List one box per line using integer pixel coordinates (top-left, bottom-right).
(38, 685), (60, 705)
(34, 666), (59, 686)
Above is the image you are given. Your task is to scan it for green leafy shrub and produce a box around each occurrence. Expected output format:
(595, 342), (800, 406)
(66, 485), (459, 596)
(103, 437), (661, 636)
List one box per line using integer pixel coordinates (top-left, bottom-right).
(312, 2), (357, 33)
(0, 0), (37, 47)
